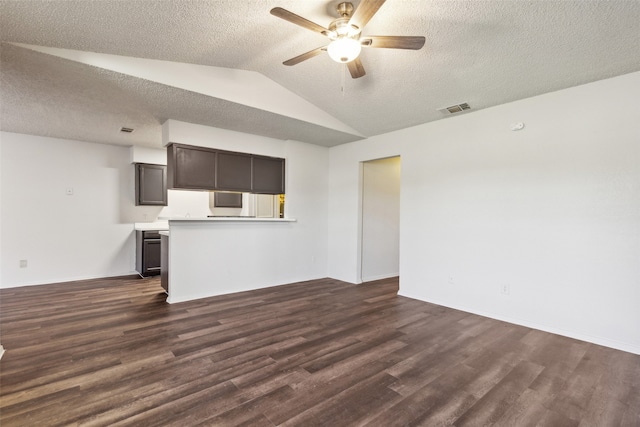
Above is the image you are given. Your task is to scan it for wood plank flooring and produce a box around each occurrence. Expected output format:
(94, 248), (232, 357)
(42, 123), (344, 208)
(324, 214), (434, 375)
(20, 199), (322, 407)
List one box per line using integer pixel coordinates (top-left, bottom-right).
(1, 276), (639, 426)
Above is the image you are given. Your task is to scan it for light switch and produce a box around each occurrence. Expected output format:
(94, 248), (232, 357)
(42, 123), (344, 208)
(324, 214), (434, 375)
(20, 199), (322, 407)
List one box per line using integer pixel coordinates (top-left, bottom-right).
(66, 187), (74, 195)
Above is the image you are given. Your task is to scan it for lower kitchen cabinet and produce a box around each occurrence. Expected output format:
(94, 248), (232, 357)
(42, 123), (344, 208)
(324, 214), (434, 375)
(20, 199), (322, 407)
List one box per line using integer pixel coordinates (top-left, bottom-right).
(136, 230), (162, 277)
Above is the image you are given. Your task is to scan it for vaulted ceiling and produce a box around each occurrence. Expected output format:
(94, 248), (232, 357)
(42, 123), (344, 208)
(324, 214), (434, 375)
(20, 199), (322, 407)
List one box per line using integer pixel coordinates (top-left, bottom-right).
(1, 0), (639, 148)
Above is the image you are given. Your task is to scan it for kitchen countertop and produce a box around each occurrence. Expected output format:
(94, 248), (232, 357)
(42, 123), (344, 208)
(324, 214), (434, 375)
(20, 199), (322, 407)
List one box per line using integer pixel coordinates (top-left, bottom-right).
(134, 218), (295, 231)
(169, 217), (296, 223)
(133, 221), (169, 231)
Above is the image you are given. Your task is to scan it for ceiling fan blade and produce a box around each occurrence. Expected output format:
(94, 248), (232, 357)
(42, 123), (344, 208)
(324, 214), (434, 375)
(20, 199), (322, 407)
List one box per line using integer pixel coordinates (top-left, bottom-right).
(283, 46), (327, 66)
(360, 36), (426, 50)
(270, 7), (330, 36)
(347, 58), (366, 79)
(349, 0), (386, 31)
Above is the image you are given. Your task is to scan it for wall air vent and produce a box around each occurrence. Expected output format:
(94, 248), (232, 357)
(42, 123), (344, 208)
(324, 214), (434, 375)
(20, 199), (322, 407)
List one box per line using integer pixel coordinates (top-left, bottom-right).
(437, 103), (471, 114)
(120, 127), (135, 133)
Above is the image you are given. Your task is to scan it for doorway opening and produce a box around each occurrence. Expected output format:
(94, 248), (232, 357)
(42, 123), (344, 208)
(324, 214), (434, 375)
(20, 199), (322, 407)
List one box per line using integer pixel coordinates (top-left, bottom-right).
(360, 156), (401, 283)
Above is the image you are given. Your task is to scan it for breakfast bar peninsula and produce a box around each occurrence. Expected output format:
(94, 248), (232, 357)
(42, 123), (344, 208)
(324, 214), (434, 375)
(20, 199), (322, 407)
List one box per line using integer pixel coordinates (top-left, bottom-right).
(161, 217), (297, 303)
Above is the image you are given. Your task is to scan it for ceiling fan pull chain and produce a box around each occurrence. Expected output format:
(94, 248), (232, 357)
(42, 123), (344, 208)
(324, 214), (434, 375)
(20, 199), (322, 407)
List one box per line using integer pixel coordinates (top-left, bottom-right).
(341, 63), (347, 96)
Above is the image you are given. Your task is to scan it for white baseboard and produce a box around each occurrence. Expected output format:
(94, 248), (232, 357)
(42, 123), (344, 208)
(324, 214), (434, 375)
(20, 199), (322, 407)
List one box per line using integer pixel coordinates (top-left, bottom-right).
(398, 291), (640, 356)
(361, 273), (400, 283)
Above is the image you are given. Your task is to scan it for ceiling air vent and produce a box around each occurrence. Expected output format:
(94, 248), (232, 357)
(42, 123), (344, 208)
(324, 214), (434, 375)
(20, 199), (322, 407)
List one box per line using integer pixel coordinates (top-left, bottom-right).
(437, 103), (471, 115)
(120, 127), (135, 133)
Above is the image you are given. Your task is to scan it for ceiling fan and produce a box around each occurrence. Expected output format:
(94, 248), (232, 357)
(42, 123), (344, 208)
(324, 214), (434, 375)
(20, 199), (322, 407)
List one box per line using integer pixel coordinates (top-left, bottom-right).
(270, 0), (425, 78)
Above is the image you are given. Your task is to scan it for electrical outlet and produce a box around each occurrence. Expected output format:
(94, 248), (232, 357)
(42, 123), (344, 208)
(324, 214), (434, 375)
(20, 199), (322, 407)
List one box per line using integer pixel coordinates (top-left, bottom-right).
(500, 283), (510, 295)
(19, 259), (28, 268)
(66, 187), (74, 195)
(448, 274), (454, 284)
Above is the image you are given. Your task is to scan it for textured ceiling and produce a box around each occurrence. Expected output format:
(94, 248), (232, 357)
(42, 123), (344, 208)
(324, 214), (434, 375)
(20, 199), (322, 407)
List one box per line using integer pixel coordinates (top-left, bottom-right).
(1, 0), (639, 148)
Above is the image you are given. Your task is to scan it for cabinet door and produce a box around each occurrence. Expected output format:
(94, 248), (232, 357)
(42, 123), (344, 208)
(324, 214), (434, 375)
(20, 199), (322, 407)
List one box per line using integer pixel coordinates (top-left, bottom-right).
(212, 192), (243, 208)
(256, 194), (276, 218)
(252, 156), (285, 194)
(168, 144), (217, 190)
(216, 151), (252, 191)
(143, 240), (161, 275)
(136, 163), (167, 206)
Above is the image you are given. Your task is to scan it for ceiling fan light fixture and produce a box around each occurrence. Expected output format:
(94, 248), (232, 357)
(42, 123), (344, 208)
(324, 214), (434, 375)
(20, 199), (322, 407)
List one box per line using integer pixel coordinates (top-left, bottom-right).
(327, 37), (361, 63)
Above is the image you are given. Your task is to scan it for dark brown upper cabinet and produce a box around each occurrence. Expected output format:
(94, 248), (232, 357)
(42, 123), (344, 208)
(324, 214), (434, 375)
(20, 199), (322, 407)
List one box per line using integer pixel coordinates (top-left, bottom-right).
(166, 143), (285, 194)
(135, 163), (167, 206)
(216, 151), (252, 192)
(167, 144), (217, 190)
(252, 155), (285, 194)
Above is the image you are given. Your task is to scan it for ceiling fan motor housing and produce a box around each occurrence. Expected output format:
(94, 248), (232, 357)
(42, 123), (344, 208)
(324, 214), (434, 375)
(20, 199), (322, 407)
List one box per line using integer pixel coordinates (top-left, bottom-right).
(329, 17), (361, 39)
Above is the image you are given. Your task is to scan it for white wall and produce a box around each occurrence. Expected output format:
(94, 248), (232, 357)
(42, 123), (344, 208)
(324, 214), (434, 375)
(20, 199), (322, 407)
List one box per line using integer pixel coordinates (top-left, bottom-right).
(0, 134), (215, 287)
(130, 146), (167, 165)
(328, 136), (406, 283)
(163, 119), (286, 156)
(159, 190), (211, 219)
(328, 71), (640, 354)
(0, 132), (137, 286)
(361, 157), (401, 282)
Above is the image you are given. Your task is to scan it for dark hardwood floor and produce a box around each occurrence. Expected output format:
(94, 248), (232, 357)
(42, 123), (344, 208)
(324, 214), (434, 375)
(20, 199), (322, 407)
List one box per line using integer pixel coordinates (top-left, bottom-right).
(1, 276), (638, 426)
